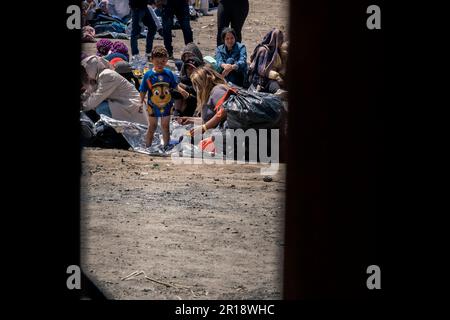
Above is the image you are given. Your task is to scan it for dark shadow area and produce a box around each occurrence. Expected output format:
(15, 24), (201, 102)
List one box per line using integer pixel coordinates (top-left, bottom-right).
(283, 0), (384, 298)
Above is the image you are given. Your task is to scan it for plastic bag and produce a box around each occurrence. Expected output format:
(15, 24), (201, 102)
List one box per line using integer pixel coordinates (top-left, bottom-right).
(221, 89), (283, 129)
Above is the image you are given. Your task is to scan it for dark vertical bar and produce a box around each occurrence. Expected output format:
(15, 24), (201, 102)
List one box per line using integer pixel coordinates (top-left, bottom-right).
(284, 0), (383, 298)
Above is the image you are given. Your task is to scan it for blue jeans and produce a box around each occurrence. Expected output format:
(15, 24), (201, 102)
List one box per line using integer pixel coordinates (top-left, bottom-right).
(162, 0), (193, 55)
(224, 58), (246, 87)
(130, 8), (157, 56)
(96, 101), (112, 118)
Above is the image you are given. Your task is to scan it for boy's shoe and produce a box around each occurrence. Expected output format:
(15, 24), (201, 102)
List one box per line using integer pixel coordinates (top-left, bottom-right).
(163, 143), (175, 152)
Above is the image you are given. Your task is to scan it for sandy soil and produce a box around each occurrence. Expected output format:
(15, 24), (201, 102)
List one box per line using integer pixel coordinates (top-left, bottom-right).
(80, 0), (289, 300)
(81, 148), (286, 299)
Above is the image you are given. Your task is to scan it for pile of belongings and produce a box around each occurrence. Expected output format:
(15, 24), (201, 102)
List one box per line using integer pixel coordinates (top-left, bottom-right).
(89, 13), (129, 39)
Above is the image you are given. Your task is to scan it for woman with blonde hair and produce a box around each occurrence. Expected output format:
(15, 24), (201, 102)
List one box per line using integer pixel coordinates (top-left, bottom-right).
(177, 65), (233, 136)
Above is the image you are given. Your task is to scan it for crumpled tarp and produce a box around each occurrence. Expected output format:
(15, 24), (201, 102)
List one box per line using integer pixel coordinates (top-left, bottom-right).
(99, 114), (229, 158)
(93, 114), (281, 175)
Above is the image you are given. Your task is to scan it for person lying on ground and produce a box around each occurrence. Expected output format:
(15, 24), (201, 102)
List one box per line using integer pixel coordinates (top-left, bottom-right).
(98, 0), (110, 15)
(81, 55), (148, 125)
(215, 27), (248, 87)
(139, 46), (181, 148)
(177, 65), (231, 136)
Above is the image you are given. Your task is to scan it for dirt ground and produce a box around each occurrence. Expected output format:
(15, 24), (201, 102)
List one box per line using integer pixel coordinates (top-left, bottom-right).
(81, 0), (289, 300)
(81, 149), (286, 299)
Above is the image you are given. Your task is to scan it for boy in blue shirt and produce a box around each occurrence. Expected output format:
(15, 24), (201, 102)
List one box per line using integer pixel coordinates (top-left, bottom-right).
(140, 45), (185, 148)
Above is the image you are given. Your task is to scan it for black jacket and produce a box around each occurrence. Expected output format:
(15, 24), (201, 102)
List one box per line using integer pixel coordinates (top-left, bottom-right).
(129, 0), (154, 9)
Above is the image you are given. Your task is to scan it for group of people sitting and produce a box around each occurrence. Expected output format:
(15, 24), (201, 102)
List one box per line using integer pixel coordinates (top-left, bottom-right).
(215, 27), (288, 98)
(81, 27), (288, 150)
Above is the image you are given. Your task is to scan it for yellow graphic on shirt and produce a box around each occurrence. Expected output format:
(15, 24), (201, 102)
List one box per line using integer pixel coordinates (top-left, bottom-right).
(149, 82), (172, 112)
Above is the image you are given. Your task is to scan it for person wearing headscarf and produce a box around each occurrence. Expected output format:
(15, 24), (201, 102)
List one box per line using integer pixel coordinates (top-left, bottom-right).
(109, 41), (130, 61)
(81, 55), (148, 125)
(96, 39), (114, 56)
(248, 28), (287, 96)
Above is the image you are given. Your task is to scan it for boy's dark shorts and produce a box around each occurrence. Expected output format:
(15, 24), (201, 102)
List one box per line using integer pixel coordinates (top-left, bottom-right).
(147, 104), (173, 117)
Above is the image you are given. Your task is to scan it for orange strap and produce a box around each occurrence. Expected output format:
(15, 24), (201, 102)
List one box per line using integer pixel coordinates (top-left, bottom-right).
(214, 87), (237, 113)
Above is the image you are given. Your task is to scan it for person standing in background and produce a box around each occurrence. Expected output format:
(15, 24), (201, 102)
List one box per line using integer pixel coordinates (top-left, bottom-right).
(129, 0), (157, 59)
(160, 0), (194, 59)
(216, 0), (249, 46)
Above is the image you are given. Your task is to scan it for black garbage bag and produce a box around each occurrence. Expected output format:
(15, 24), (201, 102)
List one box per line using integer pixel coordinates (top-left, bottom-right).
(80, 111), (131, 150)
(222, 88), (283, 130)
(92, 121), (131, 150)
